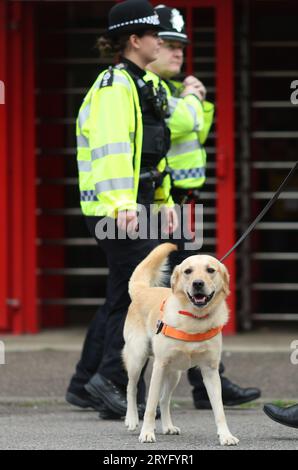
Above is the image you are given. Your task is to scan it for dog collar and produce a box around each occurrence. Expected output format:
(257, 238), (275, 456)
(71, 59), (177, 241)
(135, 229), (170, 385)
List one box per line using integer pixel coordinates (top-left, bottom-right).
(160, 299), (209, 320)
(178, 310), (209, 320)
(157, 299), (223, 342)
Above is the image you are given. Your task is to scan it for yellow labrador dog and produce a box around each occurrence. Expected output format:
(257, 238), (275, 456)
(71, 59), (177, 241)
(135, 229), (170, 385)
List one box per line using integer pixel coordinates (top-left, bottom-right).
(122, 243), (239, 446)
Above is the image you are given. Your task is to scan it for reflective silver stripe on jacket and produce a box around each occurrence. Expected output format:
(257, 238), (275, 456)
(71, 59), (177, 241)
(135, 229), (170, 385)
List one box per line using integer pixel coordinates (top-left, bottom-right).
(91, 142), (131, 161)
(168, 97), (199, 132)
(95, 177), (134, 194)
(167, 139), (202, 157)
(185, 102), (199, 131)
(168, 97), (179, 115)
(77, 134), (89, 148)
(112, 74), (131, 90)
(78, 104), (90, 130)
(77, 160), (92, 172)
(170, 167), (206, 181)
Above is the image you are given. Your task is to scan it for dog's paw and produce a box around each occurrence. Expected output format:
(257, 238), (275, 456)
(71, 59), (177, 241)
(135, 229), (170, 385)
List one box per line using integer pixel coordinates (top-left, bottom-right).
(219, 433), (239, 446)
(125, 416), (139, 431)
(139, 430), (156, 443)
(162, 425), (181, 435)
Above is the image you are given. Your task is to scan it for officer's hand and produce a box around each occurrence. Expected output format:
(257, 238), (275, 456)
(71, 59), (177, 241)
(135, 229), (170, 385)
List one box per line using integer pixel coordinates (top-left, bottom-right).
(162, 207), (179, 235)
(181, 85), (203, 101)
(182, 76), (207, 101)
(117, 210), (138, 233)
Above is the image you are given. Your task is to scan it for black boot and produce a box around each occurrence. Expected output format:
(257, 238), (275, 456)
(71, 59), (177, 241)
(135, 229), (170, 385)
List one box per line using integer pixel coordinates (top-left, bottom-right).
(85, 372), (128, 415)
(263, 403), (298, 428)
(98, 406), (124, 420)
(193, 376), (261, 409)
(98, 402), (161, 420)
(66, 389), (123, 419)
(136, 403), (161, 420)
(66, 388), (106, 412)
(86, 373), (161, 420)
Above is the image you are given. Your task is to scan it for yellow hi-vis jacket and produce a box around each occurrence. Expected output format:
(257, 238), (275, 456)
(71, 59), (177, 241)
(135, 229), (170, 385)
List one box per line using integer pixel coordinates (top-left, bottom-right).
(76, 67), (174, 217)
(145, 71), (214, 190)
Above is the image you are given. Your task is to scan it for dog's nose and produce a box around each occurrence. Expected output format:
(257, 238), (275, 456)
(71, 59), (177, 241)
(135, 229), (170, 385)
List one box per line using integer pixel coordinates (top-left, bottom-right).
(192, 279), (205, 291)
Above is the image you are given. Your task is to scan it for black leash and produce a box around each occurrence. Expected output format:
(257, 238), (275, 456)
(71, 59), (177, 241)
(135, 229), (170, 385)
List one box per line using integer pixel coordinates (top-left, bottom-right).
(220, 161), (298, 263)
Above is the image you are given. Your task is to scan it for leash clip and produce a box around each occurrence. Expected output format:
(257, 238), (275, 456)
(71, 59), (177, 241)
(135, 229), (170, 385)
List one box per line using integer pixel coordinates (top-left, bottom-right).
(156, 319), (164, 335)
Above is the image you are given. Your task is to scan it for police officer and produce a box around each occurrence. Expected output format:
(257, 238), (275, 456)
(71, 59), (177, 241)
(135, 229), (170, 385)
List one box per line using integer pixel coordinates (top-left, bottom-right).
(66, 0), (177, 418)
(147, 5), (214, 214)
(146, 4), (261, 409)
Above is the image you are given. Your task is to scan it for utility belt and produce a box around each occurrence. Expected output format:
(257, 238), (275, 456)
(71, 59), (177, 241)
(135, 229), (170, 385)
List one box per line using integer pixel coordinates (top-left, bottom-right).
(170, 187), (200, 205)
(139, 168), (164, 187)
(138, 168), (201, 205)
(139, 164), (173, 183)
(137, 168), (160, 205)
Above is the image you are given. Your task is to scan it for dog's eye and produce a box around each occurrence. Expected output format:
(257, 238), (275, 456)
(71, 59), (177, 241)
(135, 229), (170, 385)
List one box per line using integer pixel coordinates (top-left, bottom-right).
(207, 267), (216, 274)
(184, 268), (192, 275)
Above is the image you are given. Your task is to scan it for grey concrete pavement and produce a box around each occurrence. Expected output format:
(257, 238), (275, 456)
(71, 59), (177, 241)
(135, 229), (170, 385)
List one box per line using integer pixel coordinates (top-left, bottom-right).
(1, 327), (297, 352)
(0, 350), (298, 403)
(1, 326), (298, 400)
(0, 403), (298, 450)
(0, 349), (297, 401)
(0, 328), (298, 450)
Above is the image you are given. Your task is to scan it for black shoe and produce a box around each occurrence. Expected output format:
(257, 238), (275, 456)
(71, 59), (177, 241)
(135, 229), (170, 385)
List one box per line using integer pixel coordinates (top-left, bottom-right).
(263, 403), (298, 429)
(137, 403), (161, 420)
(98, 406), (124, 420)
(98, 403), (161, 420)
(98, 402), (161, 421)
(66, 389), (106, 412)
(85, 373), (127, 415)
(193, 377), (261, 409)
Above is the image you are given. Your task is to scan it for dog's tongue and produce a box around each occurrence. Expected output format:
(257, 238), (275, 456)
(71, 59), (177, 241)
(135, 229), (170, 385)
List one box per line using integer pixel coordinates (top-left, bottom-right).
(194, 294), (207, 303)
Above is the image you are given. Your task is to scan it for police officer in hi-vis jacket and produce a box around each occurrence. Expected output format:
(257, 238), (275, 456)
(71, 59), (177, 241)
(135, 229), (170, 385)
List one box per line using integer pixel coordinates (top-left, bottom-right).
(67, 0), (178, 419)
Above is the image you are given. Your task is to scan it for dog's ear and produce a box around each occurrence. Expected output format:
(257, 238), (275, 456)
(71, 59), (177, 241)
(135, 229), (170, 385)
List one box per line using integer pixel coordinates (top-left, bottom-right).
(219, 262), (230, 296)
(170, 265), (180, 292)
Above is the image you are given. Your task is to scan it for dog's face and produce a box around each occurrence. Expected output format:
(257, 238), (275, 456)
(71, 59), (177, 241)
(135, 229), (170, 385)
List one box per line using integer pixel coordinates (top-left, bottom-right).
(170, 254), (230, 310)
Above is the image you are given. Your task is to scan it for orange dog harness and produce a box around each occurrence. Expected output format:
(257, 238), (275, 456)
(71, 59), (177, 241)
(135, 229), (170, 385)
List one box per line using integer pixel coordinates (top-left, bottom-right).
(156, 299), (223, 342)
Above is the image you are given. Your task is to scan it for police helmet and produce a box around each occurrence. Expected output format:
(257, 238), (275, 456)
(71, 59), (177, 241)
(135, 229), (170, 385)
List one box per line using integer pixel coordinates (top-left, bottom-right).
(108, 0), (163, 37)
(154, 5), (189, 44)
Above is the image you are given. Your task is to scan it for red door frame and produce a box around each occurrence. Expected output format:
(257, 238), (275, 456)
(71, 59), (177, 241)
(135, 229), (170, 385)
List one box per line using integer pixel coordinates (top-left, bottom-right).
(214, 0), (236, 334)
(9, 0), (24, 333)
(23, 2), (38, 333)
(153, 0), (236, 333)
(0, 0), (9, 331)
(0, 1), (38, 334)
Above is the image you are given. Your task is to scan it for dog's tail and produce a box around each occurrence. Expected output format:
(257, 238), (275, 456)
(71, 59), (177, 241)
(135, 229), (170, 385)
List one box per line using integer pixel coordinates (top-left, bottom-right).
(128, 243), (177, 300)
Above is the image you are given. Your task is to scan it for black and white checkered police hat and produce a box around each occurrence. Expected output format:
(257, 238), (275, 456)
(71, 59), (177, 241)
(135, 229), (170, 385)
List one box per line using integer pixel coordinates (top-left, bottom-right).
(107, 0), (163, 37)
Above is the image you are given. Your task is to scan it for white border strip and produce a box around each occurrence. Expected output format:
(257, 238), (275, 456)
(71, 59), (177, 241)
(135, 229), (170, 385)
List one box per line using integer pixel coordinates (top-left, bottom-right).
(158, 31), (188, 40)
